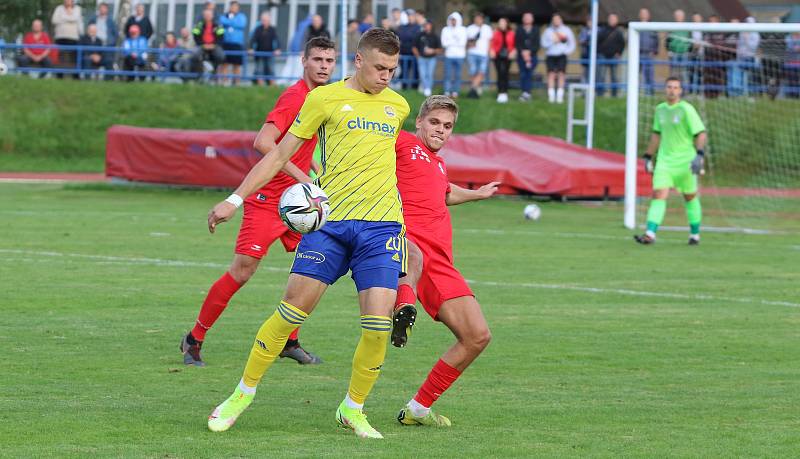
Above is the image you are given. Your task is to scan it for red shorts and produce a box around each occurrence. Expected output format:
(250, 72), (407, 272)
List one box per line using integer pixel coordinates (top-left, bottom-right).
(235, 196), (302, 259)
(408, 227), (473, 321)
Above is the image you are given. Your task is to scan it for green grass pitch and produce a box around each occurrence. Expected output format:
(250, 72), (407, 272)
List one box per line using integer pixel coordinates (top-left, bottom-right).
(2, 183), (799, 457)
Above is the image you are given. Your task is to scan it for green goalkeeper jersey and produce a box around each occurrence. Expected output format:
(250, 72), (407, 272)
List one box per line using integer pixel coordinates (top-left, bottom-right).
(653, 100), (706, 167)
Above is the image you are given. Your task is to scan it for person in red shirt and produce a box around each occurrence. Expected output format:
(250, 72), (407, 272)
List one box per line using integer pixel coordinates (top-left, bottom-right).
(392, 95), (500, 426)
(489, 17), (516, 103)
(18, 19), (55, 77)
(180, 37), (337, 366)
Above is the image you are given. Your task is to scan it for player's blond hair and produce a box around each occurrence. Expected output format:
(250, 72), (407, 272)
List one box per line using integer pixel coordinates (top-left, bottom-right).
(417, 95), (459, 122)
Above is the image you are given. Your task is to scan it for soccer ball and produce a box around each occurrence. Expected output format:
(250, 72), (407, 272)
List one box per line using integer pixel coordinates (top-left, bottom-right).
(523, 203), (541, 221)
(279, 183), (330, 234)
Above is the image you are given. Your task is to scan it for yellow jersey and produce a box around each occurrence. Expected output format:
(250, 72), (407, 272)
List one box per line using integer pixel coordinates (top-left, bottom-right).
(288, 79), (409, 223)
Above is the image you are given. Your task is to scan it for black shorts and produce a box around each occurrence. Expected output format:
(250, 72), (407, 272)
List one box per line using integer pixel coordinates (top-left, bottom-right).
(222, 43), (244, 65)
(546, 55), (567, 72)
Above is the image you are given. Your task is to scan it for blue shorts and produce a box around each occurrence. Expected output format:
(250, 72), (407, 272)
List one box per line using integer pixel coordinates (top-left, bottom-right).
(291, 221), (406, 291)
(467, 54), (489, 76)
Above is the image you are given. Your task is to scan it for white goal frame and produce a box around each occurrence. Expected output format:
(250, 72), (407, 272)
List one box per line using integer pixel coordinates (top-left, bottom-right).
(624, 21), (800, 229)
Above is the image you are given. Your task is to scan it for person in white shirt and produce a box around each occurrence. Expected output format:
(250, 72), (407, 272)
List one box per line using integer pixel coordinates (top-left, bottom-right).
(735, 16), (760, 96)
(541, 13), (575, 103)
(465, 12), (493, 98)
(440, 12), (467, 98)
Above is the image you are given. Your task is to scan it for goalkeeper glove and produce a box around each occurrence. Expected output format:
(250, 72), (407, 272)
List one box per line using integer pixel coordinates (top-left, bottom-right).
(691, 149), (705, 175)
(643, 154), (654, 173)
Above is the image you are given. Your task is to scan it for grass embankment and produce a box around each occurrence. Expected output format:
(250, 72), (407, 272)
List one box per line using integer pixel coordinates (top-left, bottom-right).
(0, 77), (626, 172)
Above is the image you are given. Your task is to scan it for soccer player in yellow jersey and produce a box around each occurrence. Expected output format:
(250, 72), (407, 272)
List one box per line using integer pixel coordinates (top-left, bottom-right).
(205, 28), (410, 439)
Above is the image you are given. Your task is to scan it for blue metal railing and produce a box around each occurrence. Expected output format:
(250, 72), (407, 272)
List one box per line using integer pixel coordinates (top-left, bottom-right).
(2, 43), (799, 96)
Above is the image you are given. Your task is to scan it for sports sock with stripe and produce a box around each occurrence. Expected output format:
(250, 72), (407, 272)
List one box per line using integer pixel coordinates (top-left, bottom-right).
(394, 284), (417, 311)
(685, 197), (702, 235)
(242, 301), (307, 387)
(192, 272), (242, 341)
(646, 198), (667, 235)
(347, 315), (391, 405)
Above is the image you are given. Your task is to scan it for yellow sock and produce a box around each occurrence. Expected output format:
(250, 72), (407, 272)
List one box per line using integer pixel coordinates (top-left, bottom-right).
(348, 315), (391, 405)
(242, 301), (307, 387)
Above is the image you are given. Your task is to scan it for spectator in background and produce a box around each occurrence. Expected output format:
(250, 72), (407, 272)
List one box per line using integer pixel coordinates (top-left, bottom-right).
(359, 13), (374, 34)
(251, 12), (282, 86)
(703, 15), (726, 98)
(515, 12), (540, 102)
(178, 26), (196, 50)
(219, 1), (247, 86)
(415, 10), (427, 27)
(689, 13), (705, 93)
(414, 20), (441, 97)
(397, 9), (421, 90)
(192, 7), (225, 76)
(122, 24), (149, 81)
(639, 8), (658, 95)
(441, 12), (467, 98)
(724, 18), (741, 96)
(597, 13), (625, 97)
(490, 17), (515, 104)
(786, 32), (800, 98)
(89, 2), (118, 79)
(466, 12), (492, 99)
(18, 19), (54, 78)
(78, 24), (104, 79)
(158, 31), (182, 73)
(541, 12), (575, 104)
(666, 9), (691, 83)
(51, 0), (83, 79)
(303, 14), (330, 45)
(578, 15), (591, 83)
(337, 19), (361, 57)
(735, 17), (759, 97)
(125, 3), (153, 41)
(389, 8), (403, 30)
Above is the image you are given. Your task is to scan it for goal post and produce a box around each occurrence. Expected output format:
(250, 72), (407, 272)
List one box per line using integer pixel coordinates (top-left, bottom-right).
(624, 21), (800, 230)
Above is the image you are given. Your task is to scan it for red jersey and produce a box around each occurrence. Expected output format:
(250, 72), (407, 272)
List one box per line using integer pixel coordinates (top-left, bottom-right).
(23, 31), (53, 57)
(395, 130), (451, 224)
(253, 79), (317, 200)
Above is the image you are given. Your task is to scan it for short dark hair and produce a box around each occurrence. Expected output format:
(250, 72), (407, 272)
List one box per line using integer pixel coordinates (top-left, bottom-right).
(666, 76), (682, 85)
(357, 27), (400, 55)
(304, 36), (336, 57)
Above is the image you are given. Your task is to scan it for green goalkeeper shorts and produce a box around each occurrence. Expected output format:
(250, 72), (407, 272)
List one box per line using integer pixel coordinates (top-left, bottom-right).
(652, 164), (698, 194)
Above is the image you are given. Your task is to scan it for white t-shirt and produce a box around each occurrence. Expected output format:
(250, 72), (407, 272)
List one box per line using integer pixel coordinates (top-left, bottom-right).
(466, 23), (493, 57)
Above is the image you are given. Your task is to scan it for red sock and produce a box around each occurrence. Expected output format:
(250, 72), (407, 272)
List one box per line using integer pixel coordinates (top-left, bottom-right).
(413, 359), (462, 408)
(395, 284), (417, 310)
(191, 272), (242, 341)
(287, 328), (300, 342)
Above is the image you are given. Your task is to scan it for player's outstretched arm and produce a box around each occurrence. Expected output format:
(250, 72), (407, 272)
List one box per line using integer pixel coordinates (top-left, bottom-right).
(445, 181), (500, 206)
(207, 133), (305, 233)
(254, 123), (313, 184)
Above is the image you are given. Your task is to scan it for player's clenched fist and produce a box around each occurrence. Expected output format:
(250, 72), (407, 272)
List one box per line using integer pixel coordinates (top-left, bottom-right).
(207, 197), (240, 233)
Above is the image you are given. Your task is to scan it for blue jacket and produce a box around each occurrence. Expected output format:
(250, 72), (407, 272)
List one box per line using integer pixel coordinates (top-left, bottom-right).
(88, 14), (118, 46)
(123, 36), (149, 63)
(220, 12), (247, 45)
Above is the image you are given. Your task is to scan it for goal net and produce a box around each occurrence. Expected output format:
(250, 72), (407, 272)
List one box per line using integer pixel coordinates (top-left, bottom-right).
(624, 21), (800, 234)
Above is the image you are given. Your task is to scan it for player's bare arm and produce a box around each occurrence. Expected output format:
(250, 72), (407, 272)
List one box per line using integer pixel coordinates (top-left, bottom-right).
(254, 123), (313, 185)
(208, 133), (305, 233)
(445, 182), (500, 206)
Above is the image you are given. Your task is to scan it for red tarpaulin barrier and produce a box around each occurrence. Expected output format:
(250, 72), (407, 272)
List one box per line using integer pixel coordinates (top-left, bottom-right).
(105, 125), (651, 197)
(106, 125), (261, 188)
(440, 129), (652, 197)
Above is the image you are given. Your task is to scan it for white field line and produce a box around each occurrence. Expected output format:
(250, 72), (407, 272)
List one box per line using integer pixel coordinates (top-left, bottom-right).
(1, 249), (797, 309)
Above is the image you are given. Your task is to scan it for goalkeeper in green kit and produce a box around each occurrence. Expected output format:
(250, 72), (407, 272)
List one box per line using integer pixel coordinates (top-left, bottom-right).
(635, 76), (707, 245)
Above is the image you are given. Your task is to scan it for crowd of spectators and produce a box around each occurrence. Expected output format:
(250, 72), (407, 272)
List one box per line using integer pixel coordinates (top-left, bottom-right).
(6, 1), (800, 99)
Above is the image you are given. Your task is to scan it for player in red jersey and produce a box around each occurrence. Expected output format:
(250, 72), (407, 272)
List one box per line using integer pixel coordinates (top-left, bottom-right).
(392, 95), (500, 426)
(180, 37), (337, 366)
